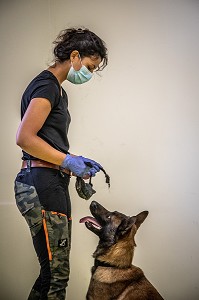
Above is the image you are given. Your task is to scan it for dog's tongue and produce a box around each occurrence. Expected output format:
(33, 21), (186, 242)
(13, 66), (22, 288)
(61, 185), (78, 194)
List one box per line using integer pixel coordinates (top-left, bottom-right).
(79, 216), (100, 227)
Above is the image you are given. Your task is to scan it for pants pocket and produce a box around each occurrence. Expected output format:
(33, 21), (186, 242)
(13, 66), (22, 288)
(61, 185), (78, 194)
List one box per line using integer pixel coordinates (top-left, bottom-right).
(42, 210), (70, 260)
(42, 210), (71, 296)
(14, 180), (43, 237)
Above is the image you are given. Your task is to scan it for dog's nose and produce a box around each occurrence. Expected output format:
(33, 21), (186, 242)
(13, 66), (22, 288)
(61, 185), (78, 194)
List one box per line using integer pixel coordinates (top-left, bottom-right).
(90, 201), (98, 209)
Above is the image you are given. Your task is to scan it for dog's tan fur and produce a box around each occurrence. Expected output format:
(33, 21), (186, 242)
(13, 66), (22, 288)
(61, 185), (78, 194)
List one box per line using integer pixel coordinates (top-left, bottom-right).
(81, 201), (164, 300)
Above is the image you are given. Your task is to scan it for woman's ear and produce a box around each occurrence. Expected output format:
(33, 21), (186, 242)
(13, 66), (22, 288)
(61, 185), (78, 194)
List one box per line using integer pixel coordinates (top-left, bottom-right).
(69, 50), (81, 70)
(70, 50), (80, 62)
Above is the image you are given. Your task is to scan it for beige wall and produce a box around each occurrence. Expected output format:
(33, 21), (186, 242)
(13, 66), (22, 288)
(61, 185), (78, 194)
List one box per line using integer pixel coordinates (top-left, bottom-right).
(1, 0), (199, 299)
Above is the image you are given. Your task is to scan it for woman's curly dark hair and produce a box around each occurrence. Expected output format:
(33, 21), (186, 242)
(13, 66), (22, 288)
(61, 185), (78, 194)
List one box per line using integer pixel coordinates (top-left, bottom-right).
(53, 27), (108, 71)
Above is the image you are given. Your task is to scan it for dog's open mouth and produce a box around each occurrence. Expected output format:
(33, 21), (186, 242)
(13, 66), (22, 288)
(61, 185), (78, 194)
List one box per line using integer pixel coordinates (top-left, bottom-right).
(80, 216), (102, 231)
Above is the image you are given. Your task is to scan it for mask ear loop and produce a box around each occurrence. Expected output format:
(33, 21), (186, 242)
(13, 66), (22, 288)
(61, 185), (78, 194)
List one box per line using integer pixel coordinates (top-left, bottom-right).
(78, 54), (83, 66)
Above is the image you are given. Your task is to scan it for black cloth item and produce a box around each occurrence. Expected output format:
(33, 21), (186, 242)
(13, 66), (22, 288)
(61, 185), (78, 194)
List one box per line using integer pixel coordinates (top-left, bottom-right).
(75, 167), (110, 200)
(20, 70), (71, 160)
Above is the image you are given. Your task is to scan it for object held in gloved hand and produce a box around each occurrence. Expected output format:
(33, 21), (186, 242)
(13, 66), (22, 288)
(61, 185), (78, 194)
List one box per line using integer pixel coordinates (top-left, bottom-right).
(75, 166), (110, 200)
(75, 177), (96, 200)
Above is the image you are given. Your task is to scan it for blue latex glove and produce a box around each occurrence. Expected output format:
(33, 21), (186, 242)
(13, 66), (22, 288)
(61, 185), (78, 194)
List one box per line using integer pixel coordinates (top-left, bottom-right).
(61, 154), (102, 177)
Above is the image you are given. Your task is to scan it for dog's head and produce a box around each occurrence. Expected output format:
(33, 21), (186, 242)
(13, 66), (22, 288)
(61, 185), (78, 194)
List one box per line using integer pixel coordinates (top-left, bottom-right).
(80, 201), (148, 254)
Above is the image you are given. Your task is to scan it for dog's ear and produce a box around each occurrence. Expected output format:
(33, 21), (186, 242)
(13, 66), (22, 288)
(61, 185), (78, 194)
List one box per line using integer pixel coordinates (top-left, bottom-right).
(117, 216), (136, 237)
(134, 211), (149, 229)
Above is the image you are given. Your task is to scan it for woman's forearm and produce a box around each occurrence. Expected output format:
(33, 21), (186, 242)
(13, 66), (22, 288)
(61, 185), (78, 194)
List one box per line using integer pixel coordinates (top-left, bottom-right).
(16, 133), (66, 165)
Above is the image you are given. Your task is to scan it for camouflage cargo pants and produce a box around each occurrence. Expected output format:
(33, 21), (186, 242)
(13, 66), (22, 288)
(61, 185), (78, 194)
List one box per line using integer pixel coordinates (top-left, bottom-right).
(14, 167), (72, 300)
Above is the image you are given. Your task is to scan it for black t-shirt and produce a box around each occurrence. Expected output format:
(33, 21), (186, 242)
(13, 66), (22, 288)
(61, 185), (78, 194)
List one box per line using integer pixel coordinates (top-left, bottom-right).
(21, 70), (71, 160)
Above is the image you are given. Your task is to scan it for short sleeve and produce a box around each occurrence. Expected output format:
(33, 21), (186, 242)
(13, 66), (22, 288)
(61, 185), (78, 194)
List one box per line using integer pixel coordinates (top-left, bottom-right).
(31, 80), (60, 108)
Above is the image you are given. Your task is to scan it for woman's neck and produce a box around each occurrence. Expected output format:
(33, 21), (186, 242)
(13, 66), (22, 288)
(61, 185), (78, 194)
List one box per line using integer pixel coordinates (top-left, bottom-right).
(47, 61), (70, 85)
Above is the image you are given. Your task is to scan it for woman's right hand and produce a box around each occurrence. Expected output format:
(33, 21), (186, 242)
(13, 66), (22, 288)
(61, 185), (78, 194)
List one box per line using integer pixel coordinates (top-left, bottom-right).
(61, 154), (102, 178)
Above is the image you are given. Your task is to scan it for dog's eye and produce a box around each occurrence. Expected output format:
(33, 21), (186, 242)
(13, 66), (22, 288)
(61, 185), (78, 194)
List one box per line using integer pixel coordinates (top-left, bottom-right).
(107, 215), (111, 219)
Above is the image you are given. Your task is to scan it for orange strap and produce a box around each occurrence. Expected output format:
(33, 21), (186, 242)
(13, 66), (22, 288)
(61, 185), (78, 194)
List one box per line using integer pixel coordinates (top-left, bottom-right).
(51, 211), (67, 217)
(42, 210), (52, 261)
(51, 211), (72, 220)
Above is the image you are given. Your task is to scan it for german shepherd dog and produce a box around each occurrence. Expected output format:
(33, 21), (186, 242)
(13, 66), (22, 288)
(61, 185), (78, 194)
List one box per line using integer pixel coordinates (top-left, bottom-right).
(80, 201), (164, 300)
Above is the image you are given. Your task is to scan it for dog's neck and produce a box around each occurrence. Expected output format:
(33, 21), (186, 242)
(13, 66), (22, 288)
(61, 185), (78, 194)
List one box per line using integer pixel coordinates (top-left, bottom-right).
(94, 259), (118, 269)
(94, 232), (136, 269)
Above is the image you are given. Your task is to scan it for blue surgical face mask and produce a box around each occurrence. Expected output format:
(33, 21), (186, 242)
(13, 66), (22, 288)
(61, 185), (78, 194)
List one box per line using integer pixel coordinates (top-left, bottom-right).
(67, 61), (93, 84)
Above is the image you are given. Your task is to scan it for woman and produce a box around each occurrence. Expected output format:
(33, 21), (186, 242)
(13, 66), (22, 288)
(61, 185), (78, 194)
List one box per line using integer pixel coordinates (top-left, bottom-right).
(14, 27), (108, 300)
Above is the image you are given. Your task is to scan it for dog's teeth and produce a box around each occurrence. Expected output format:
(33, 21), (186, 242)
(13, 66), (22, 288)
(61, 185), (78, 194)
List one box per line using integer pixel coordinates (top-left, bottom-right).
(92, 224), (101, 229)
